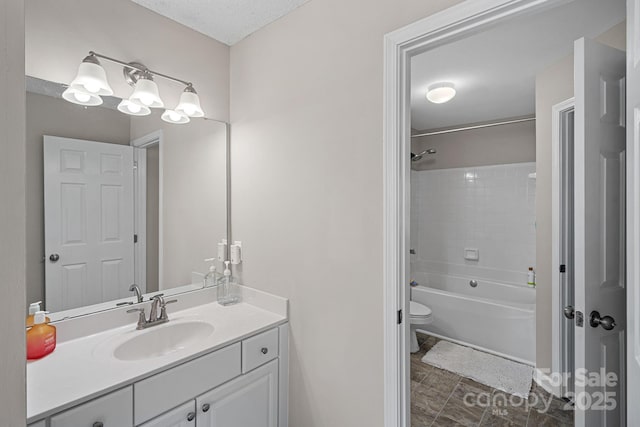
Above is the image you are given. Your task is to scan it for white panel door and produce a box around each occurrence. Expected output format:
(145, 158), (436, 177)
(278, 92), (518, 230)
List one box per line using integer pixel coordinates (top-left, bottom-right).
(627, 0), (640, 424)
(574, 38), (626, 426)
(44, 136), (134, 312)
(138, 400), (196, 427)
(196, 360), (278, 427)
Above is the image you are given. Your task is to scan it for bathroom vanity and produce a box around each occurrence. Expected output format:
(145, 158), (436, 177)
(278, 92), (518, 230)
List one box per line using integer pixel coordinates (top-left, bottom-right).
(26, 286), (289, 427)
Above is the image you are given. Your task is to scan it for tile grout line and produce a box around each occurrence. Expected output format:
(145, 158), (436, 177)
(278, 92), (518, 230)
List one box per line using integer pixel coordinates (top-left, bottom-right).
(429, 376), (462, 426)
(477, 406), (489, 426)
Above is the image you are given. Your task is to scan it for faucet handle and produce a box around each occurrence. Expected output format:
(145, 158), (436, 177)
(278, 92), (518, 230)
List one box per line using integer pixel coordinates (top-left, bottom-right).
(127, 307), (147, 330)
(159, 299), (178, 321)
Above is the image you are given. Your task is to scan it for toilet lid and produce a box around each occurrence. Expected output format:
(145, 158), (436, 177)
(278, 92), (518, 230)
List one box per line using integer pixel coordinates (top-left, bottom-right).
(409, 301), (432, 317)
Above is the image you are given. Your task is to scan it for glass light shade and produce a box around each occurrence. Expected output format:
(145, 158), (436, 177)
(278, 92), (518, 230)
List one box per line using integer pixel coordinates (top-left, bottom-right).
(68, 61), (113, 96)
(161, 109), (190, 124)
(129, 78), (164, 108)
(117, 99), (151, 116)
(175, 90), (204, 117)
(426, 83), (456, 104)
(62, 86), (103, 106)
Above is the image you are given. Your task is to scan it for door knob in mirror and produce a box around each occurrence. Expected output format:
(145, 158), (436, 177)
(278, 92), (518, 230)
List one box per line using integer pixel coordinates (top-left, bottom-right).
(563, 306), (575, 320)
(589, 311), (616, 330)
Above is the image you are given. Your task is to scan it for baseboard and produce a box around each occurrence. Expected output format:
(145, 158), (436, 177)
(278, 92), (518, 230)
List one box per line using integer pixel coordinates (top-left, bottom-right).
(534, 368), (561, 397)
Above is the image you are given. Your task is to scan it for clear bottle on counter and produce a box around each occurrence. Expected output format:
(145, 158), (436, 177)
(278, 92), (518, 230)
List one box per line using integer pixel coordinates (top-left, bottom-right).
(218, 260), (240, 306)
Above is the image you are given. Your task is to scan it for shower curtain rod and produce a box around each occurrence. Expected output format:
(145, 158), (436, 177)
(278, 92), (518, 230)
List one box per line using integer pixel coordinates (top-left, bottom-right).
(411, 116), (536, 138)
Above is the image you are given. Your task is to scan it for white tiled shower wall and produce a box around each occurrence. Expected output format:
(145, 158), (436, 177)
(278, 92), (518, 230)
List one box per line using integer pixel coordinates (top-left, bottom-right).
(410, 162), (536, 287)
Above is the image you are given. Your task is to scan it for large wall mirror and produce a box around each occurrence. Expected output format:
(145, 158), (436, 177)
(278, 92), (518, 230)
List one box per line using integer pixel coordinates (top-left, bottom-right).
(25, 2), (229, 321)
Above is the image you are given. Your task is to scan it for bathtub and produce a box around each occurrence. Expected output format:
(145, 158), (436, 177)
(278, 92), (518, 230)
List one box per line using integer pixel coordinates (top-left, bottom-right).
(411, 273), (536, 365)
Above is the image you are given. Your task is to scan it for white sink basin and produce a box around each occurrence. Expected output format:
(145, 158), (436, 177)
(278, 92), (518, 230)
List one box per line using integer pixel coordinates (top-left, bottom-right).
(113, 321), (215, 361)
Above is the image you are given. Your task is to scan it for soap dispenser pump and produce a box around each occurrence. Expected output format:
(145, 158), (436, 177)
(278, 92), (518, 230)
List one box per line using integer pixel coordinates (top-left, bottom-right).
(27, 311), (56, 360)
(26, 301), (50, 327)
(203, 258), (218, 288)
(217, 261), (240, 306)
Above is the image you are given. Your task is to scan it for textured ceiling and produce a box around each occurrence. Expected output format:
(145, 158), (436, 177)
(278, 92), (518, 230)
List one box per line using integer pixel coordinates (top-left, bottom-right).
(411, 0), (626, 131)
(130, 0), (310, 45)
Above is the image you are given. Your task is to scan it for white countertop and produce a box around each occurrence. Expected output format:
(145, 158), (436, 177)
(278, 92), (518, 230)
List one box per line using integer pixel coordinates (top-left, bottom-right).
(27, 287), (288, 423)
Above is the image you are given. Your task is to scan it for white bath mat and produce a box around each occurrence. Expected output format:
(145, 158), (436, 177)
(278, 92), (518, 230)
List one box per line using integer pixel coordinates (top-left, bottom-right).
(421, 341), (534, 398)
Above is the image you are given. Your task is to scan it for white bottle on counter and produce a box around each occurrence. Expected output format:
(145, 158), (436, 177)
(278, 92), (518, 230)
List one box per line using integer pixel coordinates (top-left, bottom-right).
(527, 267), (536, 287)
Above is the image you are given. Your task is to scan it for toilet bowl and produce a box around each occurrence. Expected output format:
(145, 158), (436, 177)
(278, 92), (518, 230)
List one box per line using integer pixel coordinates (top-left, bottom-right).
(409, 301), (432, 353)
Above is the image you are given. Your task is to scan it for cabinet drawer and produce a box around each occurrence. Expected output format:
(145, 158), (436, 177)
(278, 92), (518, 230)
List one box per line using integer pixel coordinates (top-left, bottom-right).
(50, 386), (133, 427)
(138, 400), (196, 427)
(134, 343), (241, 425)
(242, 328), (279, 373)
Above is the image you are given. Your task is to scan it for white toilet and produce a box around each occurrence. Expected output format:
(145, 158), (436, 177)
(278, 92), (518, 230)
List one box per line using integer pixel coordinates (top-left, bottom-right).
(409, 301), (433, 353)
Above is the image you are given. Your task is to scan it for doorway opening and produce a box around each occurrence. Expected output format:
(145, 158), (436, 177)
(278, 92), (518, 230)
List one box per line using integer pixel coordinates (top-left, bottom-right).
(382, 0), (632, 426)
(552, 98), (576, 399)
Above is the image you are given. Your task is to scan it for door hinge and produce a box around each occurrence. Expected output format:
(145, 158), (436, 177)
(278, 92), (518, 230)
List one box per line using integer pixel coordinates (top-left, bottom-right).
(560, 264), (566, 273)
(397, 309), (403, 324)
(133, 161), (138, 170)
(134, 234), (138, 243)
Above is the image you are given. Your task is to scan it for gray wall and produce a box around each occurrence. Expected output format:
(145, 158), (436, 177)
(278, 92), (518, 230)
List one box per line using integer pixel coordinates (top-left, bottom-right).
(146, 144), (160, 293)
(25, 92), (131, 307)
(229, 0), (465, 425)
(130, 115), (228, 289)
(411, 119), (536, 171)
(0, 0), (26, 425)
(535, 21), (626, 371)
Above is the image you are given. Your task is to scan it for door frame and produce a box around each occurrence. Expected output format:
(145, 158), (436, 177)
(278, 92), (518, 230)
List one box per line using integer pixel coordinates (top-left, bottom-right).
(551, 97), (575, 398)
(382, 0), (573, 425)
(131, 130), (164, 292)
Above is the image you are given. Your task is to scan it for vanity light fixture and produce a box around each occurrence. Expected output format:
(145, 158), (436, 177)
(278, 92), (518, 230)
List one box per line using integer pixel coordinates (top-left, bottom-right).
(117, 98), (151, 116)
(426, 82), (456, 104)
(63, 51), (205, 123)
(161, 109), (190, 124)
(62, 86), (104, 106)
(175, 85), (205, 118)
(62, 53), (114, 106)
(129, 73), (164, 108)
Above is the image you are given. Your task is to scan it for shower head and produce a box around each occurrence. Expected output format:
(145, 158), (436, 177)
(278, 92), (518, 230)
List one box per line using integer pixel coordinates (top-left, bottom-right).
(411, 148), (437, 162)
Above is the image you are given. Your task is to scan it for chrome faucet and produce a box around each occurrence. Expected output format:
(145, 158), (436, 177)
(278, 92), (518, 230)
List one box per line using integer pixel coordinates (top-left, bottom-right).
(127, 294), (177, 330)
(129, 284), (143, 303)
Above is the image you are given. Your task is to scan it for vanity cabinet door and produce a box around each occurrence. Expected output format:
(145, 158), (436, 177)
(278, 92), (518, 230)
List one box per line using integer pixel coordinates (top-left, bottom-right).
(137, 400), (196, 427)
(50, 386), (133, 427)
(196, 359), (278, 427)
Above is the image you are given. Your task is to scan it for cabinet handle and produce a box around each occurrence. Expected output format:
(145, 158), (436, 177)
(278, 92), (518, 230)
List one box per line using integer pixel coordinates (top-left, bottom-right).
(261, 347), (268, 355)
(187, 412), (196, 422)
(202, 403), (211, 412)
(93, 423), (104, 427)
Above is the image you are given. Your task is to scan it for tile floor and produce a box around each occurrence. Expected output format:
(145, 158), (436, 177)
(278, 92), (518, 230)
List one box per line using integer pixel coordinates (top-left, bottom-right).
(411, 333), (575, 427)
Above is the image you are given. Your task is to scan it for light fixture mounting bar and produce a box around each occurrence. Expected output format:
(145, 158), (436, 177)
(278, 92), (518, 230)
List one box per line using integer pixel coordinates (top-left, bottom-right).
(89, 51), (192, 87)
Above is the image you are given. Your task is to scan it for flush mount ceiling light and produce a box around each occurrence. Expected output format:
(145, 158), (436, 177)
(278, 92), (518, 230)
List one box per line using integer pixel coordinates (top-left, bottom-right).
(426, 82), (456, 104)
(162, 109), (190, 124)
(62, 51), (205, 124)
